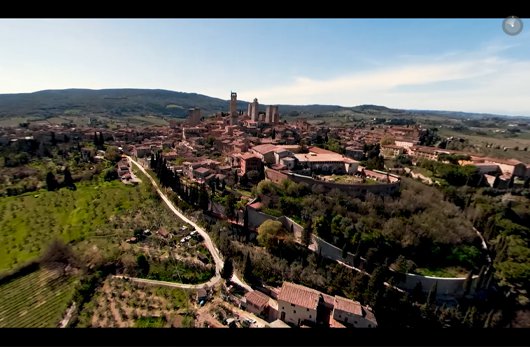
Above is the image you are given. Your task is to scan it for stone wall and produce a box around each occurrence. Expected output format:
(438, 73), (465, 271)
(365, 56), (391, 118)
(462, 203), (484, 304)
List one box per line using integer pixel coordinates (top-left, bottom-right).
(396, 272), (479, 296)
(264, 168), (401, 197)
(245, 184), (476, 298)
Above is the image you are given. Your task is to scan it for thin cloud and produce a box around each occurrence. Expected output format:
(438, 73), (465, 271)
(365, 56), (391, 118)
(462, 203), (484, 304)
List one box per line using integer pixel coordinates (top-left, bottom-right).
(242, 53), (530, 116)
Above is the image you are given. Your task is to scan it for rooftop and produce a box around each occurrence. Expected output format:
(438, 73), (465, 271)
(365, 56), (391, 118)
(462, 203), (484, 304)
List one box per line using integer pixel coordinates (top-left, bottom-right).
(244, 290), (270, 309)
(278, 282), (321, 311)
(333, 296), (362, 316)
(252, 144), (279, 155)
(195, 167), (210, 174)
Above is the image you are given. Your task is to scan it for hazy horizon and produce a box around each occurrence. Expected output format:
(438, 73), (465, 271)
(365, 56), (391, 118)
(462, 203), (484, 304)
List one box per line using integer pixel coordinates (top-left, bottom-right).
(1, 19), (529, 116)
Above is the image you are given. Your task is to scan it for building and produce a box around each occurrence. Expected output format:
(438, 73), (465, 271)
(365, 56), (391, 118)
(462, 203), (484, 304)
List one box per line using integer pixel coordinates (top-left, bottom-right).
(265, 105), (280, 124)
(250, 98), (259, 122)
(230, 92), (238, 126)
(187, 107), (201, 125)
(471, 156), (527, 178)
(242, 290), (270, 317)
(277, 282), (320, 326)
(251, 144), (279, 164)
(294, 147), (359, 174)
(332, 296), (377, 328)
(238, 152), (263, 176)
(133, 145), (151, 158)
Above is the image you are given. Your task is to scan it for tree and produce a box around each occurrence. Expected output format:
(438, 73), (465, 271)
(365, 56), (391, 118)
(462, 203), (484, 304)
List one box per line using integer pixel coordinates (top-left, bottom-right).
(246, 170), (261, 183)
(221, 258), (234, 280)
(342, 242), (348, 259)
(298, 139), (309, 153)
(104, 168), (118, 181)
(46, 172), (59, 191)
(41, 239), (78, 268)
(426, 281), (438, 307)
(243, 252), (253, 283)
(63, 167), (76, 190)
(463, 270), (473, 296)
(98, 132), (105, 149)
(104, 146), (122, 164)
(257, 220), (285, 249)
(301, 220), (312, 247)
(136, 254), (150, 276)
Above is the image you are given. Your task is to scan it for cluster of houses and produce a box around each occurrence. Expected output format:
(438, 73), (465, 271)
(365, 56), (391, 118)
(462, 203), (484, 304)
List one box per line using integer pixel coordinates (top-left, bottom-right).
(241, 281), (377, 328)
(381, 143), (530, 185)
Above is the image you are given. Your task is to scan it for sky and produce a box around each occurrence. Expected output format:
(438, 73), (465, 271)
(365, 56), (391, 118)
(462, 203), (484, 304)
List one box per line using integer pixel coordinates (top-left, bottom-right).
(0, 18), (529, 116)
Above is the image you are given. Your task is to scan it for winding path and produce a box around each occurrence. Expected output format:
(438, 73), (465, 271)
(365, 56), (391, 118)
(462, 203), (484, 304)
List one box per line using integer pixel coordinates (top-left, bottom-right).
(127, 156), (251, 292)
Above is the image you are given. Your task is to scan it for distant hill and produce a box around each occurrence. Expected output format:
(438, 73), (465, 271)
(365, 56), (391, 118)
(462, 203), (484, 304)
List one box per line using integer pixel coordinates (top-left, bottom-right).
(0, 88), (346, 119)
(0, 88), (524, 120)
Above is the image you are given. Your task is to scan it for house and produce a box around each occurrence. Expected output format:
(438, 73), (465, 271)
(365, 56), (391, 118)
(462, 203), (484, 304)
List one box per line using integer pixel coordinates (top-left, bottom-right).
(237, 153), (263, 176)
(277, 282), (320, 326)
(471, 156), (527, 178)
(156, 228), (171, 239)
(294, 147), (359, 174)
(134, 145), (151, 158)
(193, 167), (211, 181)
(242, 290), (271, 317)
(332, 296), (377, 328)
(251, 144), (279, 164)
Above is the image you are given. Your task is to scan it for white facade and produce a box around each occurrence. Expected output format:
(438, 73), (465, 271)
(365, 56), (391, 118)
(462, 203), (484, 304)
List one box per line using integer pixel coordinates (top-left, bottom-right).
(277, 299), (317, 326)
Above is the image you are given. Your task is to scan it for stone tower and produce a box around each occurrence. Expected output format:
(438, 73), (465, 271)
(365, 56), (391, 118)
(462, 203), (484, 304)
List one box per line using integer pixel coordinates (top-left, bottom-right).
(251, 98), (259, 122)
(230, 92), (238, 125)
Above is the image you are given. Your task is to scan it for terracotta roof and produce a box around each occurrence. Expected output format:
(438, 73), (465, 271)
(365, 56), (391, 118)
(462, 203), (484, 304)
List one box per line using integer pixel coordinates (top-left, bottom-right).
(278, 282), (321, 310)
(195, 167), (210, 174)
(477, 157), (523, 166)
(244, 290), (270, 309)
(252, 144), (279, 154)
(333, 296), (362, 316)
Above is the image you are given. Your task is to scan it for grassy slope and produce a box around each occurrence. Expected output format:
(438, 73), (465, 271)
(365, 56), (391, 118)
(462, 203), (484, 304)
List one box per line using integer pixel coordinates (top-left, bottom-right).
(0, 180), (145, 272)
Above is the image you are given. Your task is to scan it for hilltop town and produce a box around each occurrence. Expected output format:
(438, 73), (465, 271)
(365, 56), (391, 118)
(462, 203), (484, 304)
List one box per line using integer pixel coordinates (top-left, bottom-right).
(0, 90), (529, 329)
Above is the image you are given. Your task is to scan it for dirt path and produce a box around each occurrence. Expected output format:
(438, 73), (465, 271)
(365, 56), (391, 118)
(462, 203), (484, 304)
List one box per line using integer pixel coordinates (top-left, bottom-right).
(128, 157), (251, 292)
(58, 302), (76, 328)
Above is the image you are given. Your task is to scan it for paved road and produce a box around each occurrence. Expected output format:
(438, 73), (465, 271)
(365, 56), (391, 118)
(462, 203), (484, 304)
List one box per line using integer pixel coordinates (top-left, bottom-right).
(128, 156), (252, 292)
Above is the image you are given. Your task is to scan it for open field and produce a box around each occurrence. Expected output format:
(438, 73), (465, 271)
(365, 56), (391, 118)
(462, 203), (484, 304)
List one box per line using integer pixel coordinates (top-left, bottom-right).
(0, 180), (146, 272)
(76, 276), (195, 327)
(0, 265), (77, 327)
(438, 128), (530, 163)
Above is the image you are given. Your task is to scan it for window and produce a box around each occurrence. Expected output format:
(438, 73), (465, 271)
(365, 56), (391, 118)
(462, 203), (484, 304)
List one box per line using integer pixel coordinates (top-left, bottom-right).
(309, 315), (312, 319)
(338, 314), (341, 318)
(293, 310), (296, 314)
(368, 324), (371, 328)
(291, 304), (295, 307)
(282, 307), (284, 310)
(307, 308), (309, 312)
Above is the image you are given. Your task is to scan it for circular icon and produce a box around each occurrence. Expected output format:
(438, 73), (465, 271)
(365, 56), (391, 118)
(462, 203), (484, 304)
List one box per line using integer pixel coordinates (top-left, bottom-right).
(503, 16), (523, 36)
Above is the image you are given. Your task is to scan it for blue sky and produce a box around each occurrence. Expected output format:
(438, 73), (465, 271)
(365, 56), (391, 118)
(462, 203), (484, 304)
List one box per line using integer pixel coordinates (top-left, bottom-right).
(0, 19), (529, 115)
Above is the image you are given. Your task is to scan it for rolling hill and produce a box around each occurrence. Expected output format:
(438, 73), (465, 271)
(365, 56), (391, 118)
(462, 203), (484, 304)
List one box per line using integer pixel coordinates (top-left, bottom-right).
(0, 88), (525, 121)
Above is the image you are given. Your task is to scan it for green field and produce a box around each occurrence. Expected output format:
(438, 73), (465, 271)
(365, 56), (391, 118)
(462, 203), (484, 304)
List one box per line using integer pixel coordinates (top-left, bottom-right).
(0, 180), (147, 272)
(0, 266), (77, 327)
(135, 316), (167, 327)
